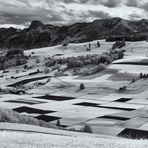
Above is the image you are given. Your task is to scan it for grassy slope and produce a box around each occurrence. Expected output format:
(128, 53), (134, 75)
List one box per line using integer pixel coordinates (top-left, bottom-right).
(1, 40), (148, 147)
(0, 131), (148, 148)
(0, 108), (56, 129)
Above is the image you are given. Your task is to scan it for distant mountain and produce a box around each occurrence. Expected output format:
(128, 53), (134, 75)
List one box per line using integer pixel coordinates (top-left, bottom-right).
(0, 18), (148, 50)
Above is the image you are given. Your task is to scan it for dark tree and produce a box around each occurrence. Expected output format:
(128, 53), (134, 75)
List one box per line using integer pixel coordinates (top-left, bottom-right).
(83, 124), (92, 133)
(132, 78), (136, 83)
(56, 119), (60, 127)
(97, 41), (100, 47)
(80, 83), (85, 90)
(89, 43), (91, 48)
(140, 73), (143, 78)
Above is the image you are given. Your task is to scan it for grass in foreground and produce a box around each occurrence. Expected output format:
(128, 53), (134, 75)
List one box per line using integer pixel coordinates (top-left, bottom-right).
(0, 131), (148, 148)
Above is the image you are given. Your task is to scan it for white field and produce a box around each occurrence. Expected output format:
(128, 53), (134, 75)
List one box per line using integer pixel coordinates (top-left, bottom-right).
(0, 130), (148, 148)
(1, 40), (148, 145)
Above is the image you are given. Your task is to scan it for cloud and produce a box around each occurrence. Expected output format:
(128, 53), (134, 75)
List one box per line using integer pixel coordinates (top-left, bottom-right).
(88, 10), (111, 19)
(125, 0), (139, 7)
(100, 0), (122, 8)
(125, 0), (148, 12)
(0, 0), (146, 28)
(129, 13), (142, 20)
(62, 0), (79, 3)
(140, 2), (148, 12)
(0, 0), (67, 27)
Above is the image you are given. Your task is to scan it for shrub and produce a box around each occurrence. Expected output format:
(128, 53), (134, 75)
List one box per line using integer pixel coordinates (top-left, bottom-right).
(24, 64), (28, 70)
(0, 108), (56, 129)
(36, 58), (40, 63)
(112, 41), (126, 50)
(97, 41), (100, 47)
(132, 78), (136, 83)
(80, 83), (85, 90)
(86, 47), (91, 51)
(83, 124), (93, 133)
(143, 74), (147, 78)
(37, 69), (40, 73)
(89, 43), (91, 48)
(56, 119), (60, 127)
(28, 54), (31, 58)
(44, 68), (50, 74)
(118, 86), (127, 93)
(63, 42), (68, 46)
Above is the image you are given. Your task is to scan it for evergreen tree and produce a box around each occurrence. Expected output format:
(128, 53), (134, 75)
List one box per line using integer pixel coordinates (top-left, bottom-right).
(56, 119), (60, 127)
(97, 41), (100, 47)
(83, 124), (92, 133)
(80, 83), (85, 90)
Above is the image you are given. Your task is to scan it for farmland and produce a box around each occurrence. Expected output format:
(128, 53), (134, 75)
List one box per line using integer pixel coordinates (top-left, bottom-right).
(0, 40), (148, 139)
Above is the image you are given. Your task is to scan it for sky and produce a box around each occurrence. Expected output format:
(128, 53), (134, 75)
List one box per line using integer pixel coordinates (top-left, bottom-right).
(0, 0), (148, 28)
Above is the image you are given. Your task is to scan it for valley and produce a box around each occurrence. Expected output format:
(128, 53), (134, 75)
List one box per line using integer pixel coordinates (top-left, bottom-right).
(0, 40), (148, 139)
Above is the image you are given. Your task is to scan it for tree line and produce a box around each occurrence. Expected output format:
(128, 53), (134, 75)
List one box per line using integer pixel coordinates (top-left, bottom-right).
(45, 49), (125, 69)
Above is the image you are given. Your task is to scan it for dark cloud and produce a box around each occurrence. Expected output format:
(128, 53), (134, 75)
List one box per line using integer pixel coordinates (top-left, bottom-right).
(75, 0), (122, 7)
(58, 0), (122, 7)
(62, 0), (79, 3)
(129, 13), (142, 20)
(100, 0), (122, 8)
(125, 0), (139, 7)
(140, 2), (148, 12)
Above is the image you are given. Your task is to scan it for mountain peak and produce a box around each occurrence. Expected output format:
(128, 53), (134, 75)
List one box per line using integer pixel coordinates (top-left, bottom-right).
(0, 18), (148, 49)
(29, 20), (45, 29)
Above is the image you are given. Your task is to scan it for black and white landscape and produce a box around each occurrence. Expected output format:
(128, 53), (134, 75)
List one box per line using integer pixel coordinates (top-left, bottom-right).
(1, 0), (148, 147)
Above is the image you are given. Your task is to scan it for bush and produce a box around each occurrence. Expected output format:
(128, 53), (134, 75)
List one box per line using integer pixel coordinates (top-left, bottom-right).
(83, 124), (93, 133)
(80, 83), (85, 90)
(118, 86), (127, 93)
(24, 64), (28, 70)
(86, 47), (91, 51)
(0, 108), (56, 129)
(63, 42), (68, 46)
(56, 119), (60, 126)
(132, 78), (136, 83)
(44, 68), (50, 74)
(36, 58), (40, 63)
(97, 41), (100, 47)
(37, 69), (40, 73)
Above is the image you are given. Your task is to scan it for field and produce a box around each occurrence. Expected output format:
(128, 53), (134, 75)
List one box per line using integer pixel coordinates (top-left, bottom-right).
(0, 129), (148, 148)
(1, 40), (148, 140)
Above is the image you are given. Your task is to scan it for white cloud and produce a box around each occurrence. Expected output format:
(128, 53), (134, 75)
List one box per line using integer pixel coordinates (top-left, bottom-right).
(0, 0), (146, 28)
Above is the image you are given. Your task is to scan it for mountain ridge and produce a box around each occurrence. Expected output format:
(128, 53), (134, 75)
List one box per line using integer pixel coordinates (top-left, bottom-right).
(0, 17), (148, 50)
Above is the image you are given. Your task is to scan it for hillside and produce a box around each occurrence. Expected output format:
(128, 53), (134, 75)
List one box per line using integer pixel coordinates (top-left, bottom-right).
(0, 40), (148, 139)
(0, 108), (56, 129)
(0, 130), (148, 148)
(0, 18), (148, 50)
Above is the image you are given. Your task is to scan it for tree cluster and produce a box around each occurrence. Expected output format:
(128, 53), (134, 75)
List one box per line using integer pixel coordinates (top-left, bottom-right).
(140, 73), (148, 78)
(106, 35), (147, 42)
(112, 40), (126, 50)
(44, 49), (125, 69)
